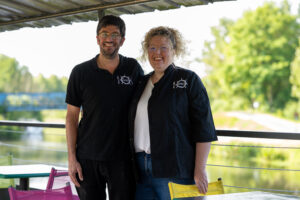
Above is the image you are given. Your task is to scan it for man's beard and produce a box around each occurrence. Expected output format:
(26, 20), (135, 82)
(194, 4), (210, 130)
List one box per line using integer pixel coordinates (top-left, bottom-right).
(101, 45), (120, 59)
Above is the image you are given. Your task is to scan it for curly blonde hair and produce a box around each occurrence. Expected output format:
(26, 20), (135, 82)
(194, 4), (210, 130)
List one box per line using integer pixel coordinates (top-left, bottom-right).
(141, 26), (186, 61)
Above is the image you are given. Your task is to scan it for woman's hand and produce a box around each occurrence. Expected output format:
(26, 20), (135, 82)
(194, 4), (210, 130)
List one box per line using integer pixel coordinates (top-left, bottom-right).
(194, 142), (211, 194)
(194, 168), (208, 194)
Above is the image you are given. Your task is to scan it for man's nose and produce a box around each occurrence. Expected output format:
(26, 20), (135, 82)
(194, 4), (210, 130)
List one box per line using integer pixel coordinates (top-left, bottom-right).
(104, 36), (113, 41)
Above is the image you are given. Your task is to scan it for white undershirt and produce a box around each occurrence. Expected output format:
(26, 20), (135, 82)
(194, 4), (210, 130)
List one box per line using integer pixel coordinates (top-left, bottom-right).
(134, 78), (154, 154)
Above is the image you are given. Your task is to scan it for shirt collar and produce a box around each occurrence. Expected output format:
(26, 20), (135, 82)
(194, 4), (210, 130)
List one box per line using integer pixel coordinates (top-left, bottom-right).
(148, 63), (175, 77)
(164, 63), (175, 75)
(92, 54), (124, 72)
(146, 63), (176, 86)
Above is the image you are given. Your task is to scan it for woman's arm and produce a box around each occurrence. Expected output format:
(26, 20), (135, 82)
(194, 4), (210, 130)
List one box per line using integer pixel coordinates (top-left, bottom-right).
(194, 142), (211, 194)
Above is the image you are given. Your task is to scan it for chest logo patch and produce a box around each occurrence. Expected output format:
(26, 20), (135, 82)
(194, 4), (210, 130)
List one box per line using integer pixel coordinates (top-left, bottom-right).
(117, 75), (133, 85)
(173, 78), (188, 89)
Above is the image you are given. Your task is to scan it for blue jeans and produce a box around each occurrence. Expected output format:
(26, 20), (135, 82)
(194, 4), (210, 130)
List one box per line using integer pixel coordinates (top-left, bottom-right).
(135, 152), (195, 200)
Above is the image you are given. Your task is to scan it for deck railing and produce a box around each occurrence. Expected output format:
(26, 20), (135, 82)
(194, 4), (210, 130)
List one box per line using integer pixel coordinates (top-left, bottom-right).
(0, 120), (300, 195)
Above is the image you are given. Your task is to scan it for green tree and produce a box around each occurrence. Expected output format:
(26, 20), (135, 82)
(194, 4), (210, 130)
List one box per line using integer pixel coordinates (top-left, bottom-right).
(290, 39), (300, 112)
(202, 1), (300, 111)
(32, 74), (67, 92)
(201, 18), (235, 110)
(290, 40), (300, 100)
(47, 75), (67, 92)
(32, 74), (49, 92)
(0, 54), (33, 92)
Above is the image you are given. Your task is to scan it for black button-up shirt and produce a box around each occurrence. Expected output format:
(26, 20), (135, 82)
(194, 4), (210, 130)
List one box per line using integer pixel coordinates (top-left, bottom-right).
(129, 64), (217, 178)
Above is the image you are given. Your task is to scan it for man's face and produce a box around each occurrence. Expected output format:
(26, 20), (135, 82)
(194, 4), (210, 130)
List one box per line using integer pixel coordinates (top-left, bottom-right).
(97, 25), (125, 59)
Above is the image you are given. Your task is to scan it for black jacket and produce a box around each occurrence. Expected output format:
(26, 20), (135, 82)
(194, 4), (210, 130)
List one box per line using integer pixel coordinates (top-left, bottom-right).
(129, 64), (217, 179)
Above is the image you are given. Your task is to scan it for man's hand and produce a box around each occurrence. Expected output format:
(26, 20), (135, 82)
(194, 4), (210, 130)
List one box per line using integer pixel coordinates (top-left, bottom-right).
(194, 168), (208, 194)
(66, 104), (81, 187)
(68, 159), (83, 187)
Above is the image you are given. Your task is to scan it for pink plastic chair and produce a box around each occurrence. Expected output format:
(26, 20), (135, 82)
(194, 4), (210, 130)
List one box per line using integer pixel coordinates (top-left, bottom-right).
(8, 184), (73, 200)
(47, 168), (79, 200)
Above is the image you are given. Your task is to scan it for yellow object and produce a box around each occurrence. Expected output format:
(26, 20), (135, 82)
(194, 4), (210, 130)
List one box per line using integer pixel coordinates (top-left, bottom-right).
(168, 178), (224, 200)
(0, 154), (15, 188)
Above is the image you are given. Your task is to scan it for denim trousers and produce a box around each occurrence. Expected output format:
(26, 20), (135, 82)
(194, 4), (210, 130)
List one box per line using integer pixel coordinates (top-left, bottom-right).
(135, 152), (194, 200)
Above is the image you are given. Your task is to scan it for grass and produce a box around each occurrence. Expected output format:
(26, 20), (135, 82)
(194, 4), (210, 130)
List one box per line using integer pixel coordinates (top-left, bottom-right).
(40, 110), (66, 142)
(210, 111), (300, 169)
(213, 112), (272, 131)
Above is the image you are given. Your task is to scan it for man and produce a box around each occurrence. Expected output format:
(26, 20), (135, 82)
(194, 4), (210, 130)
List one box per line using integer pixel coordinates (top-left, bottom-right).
(65, 15), (143, 200)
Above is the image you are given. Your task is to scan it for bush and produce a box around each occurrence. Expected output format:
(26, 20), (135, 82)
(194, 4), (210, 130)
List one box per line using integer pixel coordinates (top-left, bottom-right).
(283, 101), (300, 120)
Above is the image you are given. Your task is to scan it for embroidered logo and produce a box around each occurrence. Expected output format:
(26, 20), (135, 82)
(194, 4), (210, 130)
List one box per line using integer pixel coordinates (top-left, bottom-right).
(173, 78), (188, 89)
(117, 75), (133, 85)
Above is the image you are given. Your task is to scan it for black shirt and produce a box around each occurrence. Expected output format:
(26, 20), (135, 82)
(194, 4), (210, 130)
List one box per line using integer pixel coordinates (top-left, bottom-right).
(129, 64), (217, 178)
(66, 54), (143, 161)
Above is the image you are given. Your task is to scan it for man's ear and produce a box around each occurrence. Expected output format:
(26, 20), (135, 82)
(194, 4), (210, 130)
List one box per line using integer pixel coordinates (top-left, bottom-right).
(96, 36), (100, 45)
(120, 37), (125, 46)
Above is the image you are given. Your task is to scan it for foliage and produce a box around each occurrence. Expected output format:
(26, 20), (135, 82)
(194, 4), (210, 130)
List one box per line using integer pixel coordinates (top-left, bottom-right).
(202, 18), (234, 107)
(5, 111), (43, 121)
(32, 74), (68, 92)
(40, 110), (66, 122)
(282, 100), (300, 120)
(202, 1), (300, 112)
(290, 39), (300, 113)
(0, 54), (68, 93)
(0, 54), (33, 93)
(0, 54), (68, 121)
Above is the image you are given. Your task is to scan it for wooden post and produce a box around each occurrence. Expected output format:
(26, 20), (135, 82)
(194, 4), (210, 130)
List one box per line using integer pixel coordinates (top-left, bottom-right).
(98, 9), (106, 21)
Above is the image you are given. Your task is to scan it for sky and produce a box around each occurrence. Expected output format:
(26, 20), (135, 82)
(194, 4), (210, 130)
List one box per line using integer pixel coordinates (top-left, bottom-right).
(0, 0), (298, 78)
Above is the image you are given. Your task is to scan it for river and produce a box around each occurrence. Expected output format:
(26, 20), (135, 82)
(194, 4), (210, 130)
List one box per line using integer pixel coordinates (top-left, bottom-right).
(0, 127), (300, 196)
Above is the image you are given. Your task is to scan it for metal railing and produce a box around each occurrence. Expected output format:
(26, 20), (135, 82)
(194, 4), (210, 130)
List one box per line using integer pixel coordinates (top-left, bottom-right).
(0, 120), (300, 195)
(1, 120), (300, 139)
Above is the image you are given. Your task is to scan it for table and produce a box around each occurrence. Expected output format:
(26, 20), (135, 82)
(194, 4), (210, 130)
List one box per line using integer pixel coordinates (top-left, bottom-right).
(0, 164), (66, 190)
(178, 191), (300, 200)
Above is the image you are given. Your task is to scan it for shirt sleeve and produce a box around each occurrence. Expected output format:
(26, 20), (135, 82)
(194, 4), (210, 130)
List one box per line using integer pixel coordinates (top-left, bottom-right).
(65, 66), (82, 108)
(188, 72), (217, 142)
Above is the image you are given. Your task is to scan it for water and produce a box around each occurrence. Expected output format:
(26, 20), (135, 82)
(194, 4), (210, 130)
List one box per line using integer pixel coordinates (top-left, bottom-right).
(1, 129), (300, 196)
(0, 128), (68, 166)
(22, 127), (43, 144)
(207, 164), (300, 195)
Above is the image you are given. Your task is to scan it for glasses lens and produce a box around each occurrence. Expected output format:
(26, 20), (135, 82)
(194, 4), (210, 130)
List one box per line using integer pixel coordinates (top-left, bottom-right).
(99, 33), (108, 38)
(111, 33), (120, 39)
(148, 46), (169, 53)
(99, 32), (120, 39)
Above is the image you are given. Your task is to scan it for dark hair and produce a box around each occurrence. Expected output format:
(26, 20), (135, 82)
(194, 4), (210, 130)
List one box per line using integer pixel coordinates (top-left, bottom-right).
(96, 15), (126, 37)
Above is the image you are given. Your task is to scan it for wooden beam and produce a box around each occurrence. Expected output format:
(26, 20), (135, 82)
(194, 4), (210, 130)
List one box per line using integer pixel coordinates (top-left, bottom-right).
(0, 0), (156, 26)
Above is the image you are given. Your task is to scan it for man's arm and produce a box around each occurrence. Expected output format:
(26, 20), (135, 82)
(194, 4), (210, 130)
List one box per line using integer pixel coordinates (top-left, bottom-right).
(194, 142), (211, 194)
(66, 104), (83, 187)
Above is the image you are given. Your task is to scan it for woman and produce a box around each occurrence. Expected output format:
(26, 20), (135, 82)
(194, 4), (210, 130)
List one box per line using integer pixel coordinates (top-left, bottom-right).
(129, 26), (217, 200)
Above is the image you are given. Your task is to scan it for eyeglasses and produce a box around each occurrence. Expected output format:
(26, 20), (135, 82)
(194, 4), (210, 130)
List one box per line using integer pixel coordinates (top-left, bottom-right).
(148, 46), (170, 53)
(98, 32), (121, 40)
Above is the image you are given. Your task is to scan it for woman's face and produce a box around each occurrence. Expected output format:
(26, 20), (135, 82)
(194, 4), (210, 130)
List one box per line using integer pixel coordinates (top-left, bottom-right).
(147, 35), (175, 73)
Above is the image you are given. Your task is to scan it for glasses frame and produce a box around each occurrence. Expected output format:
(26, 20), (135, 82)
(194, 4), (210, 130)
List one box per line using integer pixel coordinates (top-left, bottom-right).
(98, 32), (121, 40)
(148, 46), (171, 53)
